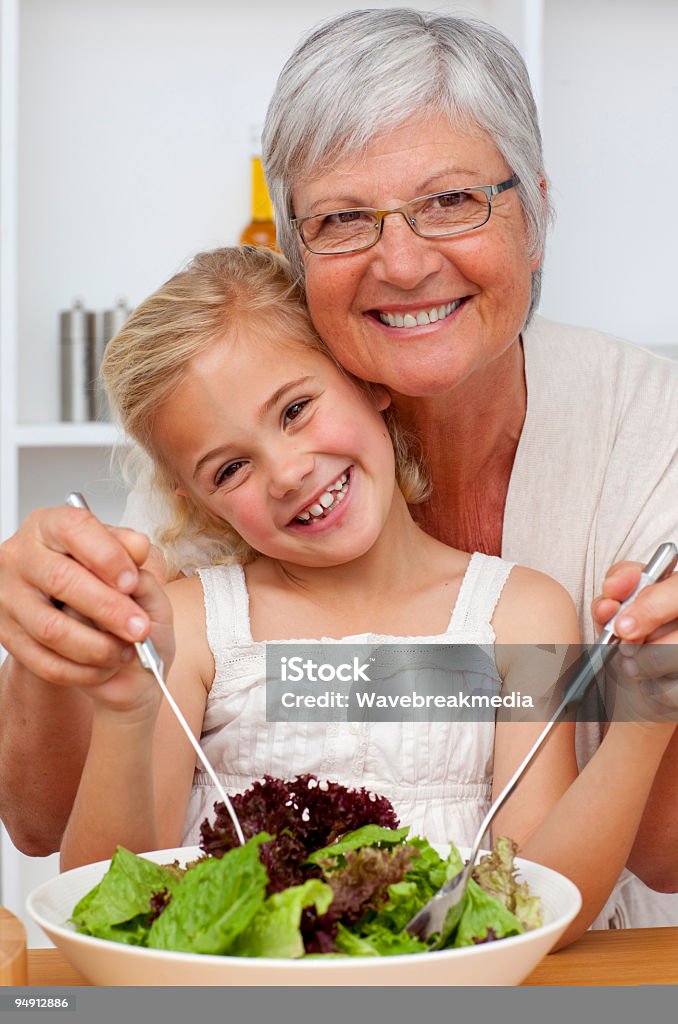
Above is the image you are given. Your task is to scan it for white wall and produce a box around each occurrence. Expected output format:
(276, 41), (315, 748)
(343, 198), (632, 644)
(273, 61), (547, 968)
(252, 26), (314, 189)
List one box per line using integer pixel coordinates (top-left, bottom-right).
(14, 0), (497, 525)
(540, 0), (678, 348)
(16, 0), (676, 439)
(17, 0), (495, 429)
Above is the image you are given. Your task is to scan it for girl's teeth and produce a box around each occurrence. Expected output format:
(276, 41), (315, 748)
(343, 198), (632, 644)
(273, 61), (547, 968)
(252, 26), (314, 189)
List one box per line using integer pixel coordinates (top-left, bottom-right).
(295, 473), (350, 523)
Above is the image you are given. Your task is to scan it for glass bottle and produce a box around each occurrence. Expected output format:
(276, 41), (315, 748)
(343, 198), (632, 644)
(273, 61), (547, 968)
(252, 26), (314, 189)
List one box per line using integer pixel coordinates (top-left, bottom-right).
(239, 125), (276, 249)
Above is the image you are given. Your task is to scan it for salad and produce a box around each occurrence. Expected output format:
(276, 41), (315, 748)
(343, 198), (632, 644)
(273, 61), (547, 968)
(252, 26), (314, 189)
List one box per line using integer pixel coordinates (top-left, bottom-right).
(70, 775), (541, 957)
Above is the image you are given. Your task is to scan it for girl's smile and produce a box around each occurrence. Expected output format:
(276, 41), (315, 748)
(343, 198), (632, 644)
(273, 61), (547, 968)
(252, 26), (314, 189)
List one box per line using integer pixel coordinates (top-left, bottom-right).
(288, 466), (352, 529)
(152, 329), (398, 569)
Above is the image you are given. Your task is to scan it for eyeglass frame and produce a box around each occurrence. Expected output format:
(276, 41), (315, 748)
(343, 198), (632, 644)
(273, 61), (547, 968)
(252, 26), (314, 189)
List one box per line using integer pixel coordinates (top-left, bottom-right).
(291, 175), (521, 255)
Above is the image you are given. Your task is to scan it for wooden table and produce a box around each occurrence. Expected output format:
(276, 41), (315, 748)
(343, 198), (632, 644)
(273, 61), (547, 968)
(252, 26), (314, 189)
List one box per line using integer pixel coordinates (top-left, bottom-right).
(19, 928), (678, 986)
(0, 908), (27, 985)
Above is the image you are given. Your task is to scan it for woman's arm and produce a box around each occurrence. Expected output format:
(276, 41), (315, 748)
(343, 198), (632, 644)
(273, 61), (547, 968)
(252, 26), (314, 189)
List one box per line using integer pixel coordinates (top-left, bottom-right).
(491, 568), (675, 947)
(0, 662), (92, 856)
(59, 574), (211, 871)
(0, 506), (160, 855)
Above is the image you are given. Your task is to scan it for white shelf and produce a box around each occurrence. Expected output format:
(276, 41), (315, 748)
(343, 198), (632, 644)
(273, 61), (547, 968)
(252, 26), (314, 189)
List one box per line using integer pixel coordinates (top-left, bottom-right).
(14, 422), (123, 448)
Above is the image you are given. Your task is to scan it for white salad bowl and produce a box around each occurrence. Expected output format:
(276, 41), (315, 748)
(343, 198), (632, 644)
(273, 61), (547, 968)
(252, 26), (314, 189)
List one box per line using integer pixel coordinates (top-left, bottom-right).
(27, 845), (581, 986)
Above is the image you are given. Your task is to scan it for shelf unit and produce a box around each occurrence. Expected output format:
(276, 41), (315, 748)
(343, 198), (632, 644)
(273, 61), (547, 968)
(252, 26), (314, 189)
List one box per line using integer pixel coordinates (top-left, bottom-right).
(1, 0), (677, 947)
(13, 423), (121, 448)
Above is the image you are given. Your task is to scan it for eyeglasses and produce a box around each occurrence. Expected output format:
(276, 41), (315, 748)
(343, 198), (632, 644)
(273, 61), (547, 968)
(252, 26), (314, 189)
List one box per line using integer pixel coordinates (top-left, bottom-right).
(292, 175), (520, 255)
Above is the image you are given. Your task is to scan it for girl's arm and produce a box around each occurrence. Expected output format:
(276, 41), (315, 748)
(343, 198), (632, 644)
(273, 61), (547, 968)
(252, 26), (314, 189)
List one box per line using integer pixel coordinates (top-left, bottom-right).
(490, 567), (675, 948)
(593, 562), (678, 891)
(59, 574), (211, 871)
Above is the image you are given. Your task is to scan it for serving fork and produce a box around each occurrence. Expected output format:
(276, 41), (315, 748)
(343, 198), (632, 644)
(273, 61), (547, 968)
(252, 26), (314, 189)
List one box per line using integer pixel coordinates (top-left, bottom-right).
(405, 542), (678, 946)
(64, 492), (246, 846)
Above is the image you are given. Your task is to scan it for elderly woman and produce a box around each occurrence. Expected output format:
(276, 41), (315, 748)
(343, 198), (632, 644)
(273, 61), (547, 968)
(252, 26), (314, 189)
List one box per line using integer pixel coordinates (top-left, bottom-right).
(1, 9), (677, 928)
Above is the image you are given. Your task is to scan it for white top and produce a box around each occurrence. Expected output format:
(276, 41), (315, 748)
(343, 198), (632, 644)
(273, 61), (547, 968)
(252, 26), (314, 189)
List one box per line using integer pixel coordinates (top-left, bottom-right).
(503, 316), (678, 647)
(123, 316), (678, 927)
(181, 553), (513, 850)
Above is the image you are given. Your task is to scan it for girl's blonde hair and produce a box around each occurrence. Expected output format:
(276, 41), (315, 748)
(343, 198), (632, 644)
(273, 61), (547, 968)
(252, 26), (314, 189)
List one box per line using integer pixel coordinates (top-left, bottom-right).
(101, 246), (429, 573)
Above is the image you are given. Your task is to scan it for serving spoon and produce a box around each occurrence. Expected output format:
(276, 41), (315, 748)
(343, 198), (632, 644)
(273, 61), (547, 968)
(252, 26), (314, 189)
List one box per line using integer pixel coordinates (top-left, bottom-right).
(405, 542), (678, 947)
(64, 492), (246, 846)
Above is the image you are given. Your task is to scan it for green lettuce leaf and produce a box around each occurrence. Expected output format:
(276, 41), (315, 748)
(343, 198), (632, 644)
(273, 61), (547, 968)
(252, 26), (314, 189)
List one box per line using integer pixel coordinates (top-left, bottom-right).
(335, 921), (428, 957)
(231, 879), (333, 958)
(360, 836), (450, 936)
(70, 846), (183, 945)
(472, 836), (543, 930)
(69, 826), (543, 958)
(452, 877), (524, 947)
(306, 825), (411, 865)
(147, 834), (270, 954)
(513, 883), (544, 931)
(335, 836), (448, 953)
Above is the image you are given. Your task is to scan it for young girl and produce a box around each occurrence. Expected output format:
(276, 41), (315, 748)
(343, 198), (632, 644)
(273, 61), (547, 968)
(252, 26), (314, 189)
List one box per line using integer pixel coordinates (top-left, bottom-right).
(60, 246), (674, 944)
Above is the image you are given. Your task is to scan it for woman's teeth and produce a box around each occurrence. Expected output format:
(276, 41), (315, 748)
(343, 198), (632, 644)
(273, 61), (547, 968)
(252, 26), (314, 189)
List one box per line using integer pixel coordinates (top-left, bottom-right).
(378, 298), (461, 328)
(295, 473), (349, 523)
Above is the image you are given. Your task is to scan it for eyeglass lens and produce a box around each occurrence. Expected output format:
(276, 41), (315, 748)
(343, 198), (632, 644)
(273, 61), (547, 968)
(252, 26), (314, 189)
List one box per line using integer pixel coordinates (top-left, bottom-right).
(301, 189), (492, 253)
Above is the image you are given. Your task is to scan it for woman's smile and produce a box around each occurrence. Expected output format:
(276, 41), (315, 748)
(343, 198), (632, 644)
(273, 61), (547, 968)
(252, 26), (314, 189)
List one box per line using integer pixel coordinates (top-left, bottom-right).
(371, 296), (468, 332)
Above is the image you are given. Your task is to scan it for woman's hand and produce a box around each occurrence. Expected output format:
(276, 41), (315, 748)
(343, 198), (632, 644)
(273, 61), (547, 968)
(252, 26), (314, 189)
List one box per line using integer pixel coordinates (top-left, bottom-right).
(592, 561), (678, 719)
(0, 504), (167, 687)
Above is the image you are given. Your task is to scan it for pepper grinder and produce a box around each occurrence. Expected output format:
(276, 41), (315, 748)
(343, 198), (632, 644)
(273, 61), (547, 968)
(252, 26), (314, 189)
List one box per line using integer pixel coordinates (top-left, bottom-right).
(60, 299), (92, 422)
(90, 298), (132, 421)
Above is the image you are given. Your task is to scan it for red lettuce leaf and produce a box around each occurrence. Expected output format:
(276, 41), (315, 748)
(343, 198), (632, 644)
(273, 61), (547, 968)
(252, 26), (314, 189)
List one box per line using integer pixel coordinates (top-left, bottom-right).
(200, 774), (399, 897)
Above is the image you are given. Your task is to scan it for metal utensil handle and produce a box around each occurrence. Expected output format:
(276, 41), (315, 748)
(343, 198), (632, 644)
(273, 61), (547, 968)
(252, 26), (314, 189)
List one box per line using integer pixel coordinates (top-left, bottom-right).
(466, 541), (678, 870)
(597, 542), (678, 645)
(560, 541), (678, 710)
(65, 492), (246, 846)
(135, 640), (246, 846)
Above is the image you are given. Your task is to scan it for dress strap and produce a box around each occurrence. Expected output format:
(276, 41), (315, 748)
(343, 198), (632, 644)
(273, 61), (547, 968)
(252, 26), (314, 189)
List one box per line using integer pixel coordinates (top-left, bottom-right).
(447, 552), (515, 637)
(196, 563), (253, 650)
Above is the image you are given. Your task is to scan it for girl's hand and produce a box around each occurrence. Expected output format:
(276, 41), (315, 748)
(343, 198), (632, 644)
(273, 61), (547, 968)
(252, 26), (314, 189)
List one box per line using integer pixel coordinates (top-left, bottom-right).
(82, 568), (175, 721)
(592, 561), (678, 721)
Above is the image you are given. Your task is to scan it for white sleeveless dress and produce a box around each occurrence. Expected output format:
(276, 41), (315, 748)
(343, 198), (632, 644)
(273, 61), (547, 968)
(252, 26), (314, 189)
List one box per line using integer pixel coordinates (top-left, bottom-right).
(181, 552), (514, 848)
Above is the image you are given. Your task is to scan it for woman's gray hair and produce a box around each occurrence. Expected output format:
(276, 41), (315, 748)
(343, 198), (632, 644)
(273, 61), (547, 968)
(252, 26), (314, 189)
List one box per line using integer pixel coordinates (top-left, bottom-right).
(263, 8), (552, 323)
